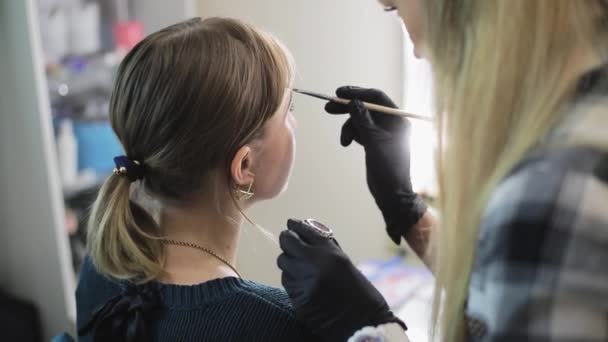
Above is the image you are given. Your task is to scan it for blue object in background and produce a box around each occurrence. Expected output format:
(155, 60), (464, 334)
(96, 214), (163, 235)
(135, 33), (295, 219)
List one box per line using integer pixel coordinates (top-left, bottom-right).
(73, 120), (123, 175)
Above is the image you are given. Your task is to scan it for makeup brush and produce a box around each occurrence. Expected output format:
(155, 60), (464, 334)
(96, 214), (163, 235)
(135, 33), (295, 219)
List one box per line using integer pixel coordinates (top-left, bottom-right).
(292, 88), (432, 122)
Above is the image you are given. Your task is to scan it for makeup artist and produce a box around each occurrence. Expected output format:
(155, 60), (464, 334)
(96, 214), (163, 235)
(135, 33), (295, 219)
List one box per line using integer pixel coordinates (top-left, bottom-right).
(277, 0), (608, 341)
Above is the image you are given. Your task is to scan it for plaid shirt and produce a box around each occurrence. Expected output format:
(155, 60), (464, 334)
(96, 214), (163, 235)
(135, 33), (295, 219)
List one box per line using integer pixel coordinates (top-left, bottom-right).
(465, 70), (608, 341)
(466, 145), (608, 341)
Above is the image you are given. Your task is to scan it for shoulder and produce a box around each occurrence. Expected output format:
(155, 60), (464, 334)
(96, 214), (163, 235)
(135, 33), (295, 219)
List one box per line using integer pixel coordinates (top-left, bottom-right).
(75, 256), (124, 329)
(76, 256), (124, 299)
(236, 281), (297, 318)
(219, 281), (317, 341)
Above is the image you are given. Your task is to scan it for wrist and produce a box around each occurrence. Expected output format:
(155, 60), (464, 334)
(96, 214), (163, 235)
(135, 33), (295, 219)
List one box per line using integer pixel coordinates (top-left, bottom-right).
(348, 323), (408, 342)
(383, 195), (428, 244)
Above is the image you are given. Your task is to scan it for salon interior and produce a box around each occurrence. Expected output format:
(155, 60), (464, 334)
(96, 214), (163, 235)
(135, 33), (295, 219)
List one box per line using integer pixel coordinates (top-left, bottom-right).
(0, 0), (437, 340)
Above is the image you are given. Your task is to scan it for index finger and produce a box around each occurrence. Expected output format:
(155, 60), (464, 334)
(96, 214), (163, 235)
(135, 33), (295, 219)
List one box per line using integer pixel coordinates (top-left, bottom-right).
(279, 229), (309, 257)
(336, 86), (397, 108)
(325, 101), (349, 114)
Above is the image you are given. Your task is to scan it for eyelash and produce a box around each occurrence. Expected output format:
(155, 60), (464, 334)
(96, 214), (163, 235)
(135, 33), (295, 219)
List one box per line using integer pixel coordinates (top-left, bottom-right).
(289, 99), (295, 112)
(384, 6), (397, 12)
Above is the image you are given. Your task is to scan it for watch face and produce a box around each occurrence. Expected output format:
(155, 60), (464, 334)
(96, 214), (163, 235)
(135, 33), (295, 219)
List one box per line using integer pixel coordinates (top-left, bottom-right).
(305, 219), (331, 233)
(304, 219), (334, 238)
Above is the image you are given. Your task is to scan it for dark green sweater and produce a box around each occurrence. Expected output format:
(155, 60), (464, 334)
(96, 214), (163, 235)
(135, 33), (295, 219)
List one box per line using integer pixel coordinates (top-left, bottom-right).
(76, 257), (317, 341)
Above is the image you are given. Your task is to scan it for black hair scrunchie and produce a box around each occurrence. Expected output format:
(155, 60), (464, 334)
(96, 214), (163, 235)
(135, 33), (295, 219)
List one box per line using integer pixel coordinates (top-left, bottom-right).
(113, 156), (145, 183)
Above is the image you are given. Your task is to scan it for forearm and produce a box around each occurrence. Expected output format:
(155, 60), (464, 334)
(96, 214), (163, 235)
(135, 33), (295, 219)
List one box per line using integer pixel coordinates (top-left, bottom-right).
(404, 210), (437, 271)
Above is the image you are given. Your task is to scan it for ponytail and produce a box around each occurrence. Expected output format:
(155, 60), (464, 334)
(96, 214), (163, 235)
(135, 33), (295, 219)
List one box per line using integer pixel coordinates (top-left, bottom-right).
(87, 174), (164, 283)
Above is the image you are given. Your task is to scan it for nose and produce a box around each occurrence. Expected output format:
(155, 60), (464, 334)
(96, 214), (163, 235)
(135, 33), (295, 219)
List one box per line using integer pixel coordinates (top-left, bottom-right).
(289, 113), (297, 130)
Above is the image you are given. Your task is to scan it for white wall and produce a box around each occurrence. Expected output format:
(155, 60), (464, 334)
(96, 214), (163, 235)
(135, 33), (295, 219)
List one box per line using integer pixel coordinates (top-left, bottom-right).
(402, 32), (437, 194)
(197, 0), (406, 286)
(0, 0), (75, 339)
(133, 0), (194, 33)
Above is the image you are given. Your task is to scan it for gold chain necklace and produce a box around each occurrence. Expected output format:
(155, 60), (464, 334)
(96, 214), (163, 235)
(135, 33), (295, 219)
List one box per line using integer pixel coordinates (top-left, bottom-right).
(162, 239), (242, 278)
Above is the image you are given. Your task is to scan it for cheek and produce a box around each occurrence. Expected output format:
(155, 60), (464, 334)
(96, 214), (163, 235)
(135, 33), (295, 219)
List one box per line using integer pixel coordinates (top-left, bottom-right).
(276, 126), (296, 189)
(398, 0), (423, 44)
(256, 125), (296, 199)
(285, 115), (297, 168)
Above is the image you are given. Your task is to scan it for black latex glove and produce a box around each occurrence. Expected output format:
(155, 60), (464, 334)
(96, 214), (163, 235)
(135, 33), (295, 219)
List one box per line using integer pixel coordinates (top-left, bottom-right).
(325, 86), (427, 243)
(277, 219), (406, 342)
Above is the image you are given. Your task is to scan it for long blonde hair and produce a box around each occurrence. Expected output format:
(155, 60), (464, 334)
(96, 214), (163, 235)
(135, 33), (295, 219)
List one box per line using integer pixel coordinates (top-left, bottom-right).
(87, 17), (293, 283)
(420, 1), (608, 340)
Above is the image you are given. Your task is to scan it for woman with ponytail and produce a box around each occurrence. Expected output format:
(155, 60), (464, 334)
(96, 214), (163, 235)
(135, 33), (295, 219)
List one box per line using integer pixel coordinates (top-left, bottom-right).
(76, 17), (315, 341)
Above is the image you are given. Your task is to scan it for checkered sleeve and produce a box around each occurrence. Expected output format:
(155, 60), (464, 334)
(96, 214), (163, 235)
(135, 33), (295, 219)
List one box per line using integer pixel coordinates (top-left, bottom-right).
(466, 148), (608, 341)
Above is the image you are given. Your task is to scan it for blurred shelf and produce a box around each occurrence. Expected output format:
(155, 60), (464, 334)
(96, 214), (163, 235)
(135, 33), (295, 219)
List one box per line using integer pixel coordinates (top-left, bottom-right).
(62, 171), (106, 200)
(46, 52), (122, 121)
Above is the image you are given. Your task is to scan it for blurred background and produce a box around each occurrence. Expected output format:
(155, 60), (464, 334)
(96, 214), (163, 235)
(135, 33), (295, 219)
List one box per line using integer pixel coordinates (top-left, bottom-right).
(0, 0), (436, 340)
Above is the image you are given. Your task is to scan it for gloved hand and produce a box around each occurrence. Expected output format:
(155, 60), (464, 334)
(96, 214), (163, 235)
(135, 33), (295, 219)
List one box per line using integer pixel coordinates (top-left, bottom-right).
(325, 86), (427, 243)
(277, 219), (406, 342)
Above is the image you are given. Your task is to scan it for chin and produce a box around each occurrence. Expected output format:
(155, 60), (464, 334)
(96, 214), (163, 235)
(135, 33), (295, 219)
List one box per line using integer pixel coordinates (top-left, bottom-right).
(275, 178), (292, 199)
(413, 44), (428, 60)
(278, 181), (289, 196)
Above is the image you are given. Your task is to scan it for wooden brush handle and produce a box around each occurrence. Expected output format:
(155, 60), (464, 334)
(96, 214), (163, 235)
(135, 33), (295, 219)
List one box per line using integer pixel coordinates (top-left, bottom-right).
(331, 97), (432, 122)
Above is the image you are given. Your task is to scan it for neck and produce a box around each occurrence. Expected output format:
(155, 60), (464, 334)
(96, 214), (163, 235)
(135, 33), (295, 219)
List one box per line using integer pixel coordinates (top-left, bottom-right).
(160, 192), (248, 284)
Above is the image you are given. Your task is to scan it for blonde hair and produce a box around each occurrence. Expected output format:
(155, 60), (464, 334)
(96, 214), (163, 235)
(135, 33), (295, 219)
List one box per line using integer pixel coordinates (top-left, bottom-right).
(419, 1), (608, 340)
(87, 17), (294, 283)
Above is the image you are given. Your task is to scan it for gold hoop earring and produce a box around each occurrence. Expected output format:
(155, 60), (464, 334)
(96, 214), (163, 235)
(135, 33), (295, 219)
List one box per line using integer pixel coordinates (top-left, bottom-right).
(234, 181), (254, 201)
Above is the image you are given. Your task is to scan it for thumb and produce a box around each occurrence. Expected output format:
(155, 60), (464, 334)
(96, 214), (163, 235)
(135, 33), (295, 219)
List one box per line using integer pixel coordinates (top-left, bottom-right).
(340, 119), (356, 147)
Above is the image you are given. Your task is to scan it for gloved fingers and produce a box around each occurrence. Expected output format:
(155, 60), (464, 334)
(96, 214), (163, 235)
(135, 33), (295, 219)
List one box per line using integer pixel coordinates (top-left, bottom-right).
(324, 101), (349, 115)
(327, 99), (373, 131)
(340, 119), (356, 147)
(279, 267), (297, 285)
(277, 254), (302, 290)
(287, 219), (332, 246)
(280, 271), (307, 303)
(277, 253), (311, 277)
(280, 271), (297, 294)
(279, 229), (310, 257)
(336, 86), (397, 108)
(348, 100), (375, 130)
(277, 252), (290, 271)
(277, 252), (297, 273)
(277, 253), (312, 289)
